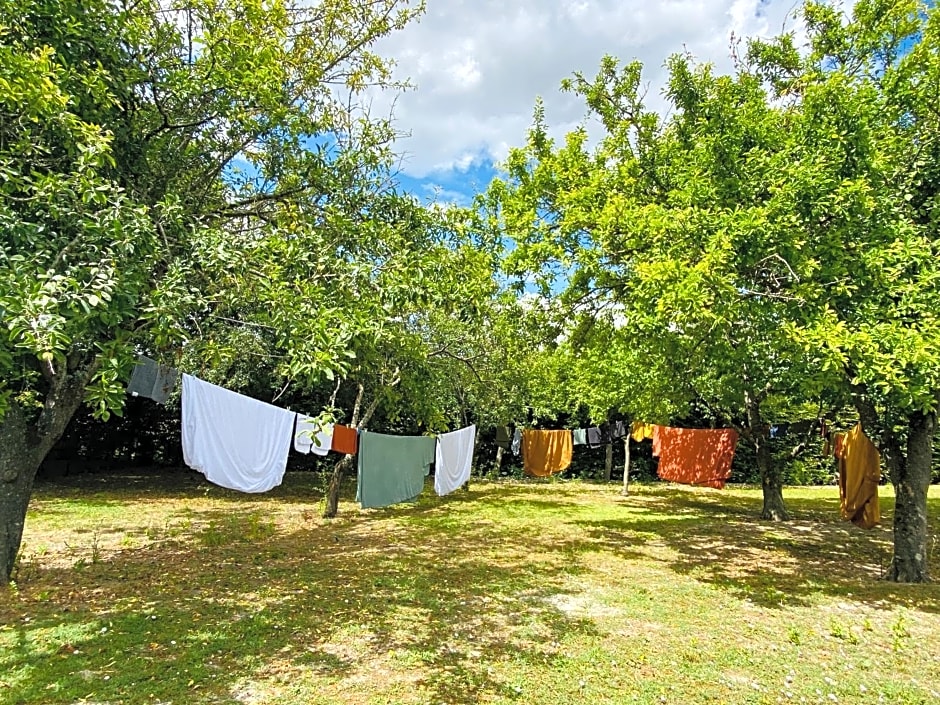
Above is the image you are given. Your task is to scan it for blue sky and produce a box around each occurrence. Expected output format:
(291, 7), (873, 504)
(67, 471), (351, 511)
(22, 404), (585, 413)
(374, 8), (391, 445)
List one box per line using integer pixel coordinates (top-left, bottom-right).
(396, 155), (498, 208)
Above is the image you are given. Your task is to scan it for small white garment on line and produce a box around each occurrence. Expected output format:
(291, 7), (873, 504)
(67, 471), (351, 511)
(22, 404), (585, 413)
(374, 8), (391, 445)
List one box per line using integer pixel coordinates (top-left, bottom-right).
(434, 424), (476, 496)
(295, 416), (334, 456)
(181, 374), (296, 493)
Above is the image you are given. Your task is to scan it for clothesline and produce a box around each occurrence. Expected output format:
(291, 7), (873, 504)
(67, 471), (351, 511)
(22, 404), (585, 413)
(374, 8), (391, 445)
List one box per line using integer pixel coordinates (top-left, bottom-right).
(125, 356), (876, 524)
(179, 373), (477, 505)
(125, 357), (477, 506)
(129, 355), (735, 496)
(493, 421), (738, 488)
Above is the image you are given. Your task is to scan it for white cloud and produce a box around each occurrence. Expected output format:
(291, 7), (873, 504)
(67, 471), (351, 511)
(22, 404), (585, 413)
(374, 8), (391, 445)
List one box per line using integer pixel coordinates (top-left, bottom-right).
(418, 181), (474, 207)
(370, 1), (854, 179)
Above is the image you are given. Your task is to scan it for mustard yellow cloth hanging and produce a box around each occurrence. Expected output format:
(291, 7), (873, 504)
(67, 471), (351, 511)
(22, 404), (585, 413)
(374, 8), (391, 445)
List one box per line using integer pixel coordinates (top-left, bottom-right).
(836, 423), (881, 530)
(522, 430), (573, 477)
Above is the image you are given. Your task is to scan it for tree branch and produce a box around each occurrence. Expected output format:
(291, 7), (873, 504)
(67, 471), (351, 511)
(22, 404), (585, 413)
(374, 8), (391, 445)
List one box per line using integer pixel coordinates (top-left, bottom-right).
(39, 357), (57, 385)
(429, 346), (484, 383)
(350, 382), (366, 427)
(328, 376), (342, 408)
(213, 185), (309, 217)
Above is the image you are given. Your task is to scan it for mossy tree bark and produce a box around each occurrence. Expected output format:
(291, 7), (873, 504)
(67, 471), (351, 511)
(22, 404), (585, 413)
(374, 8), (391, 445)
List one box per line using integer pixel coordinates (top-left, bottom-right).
(884, 411), (935, 582)
(853, 382), (936, 583)
(0, 362), (96, 583)
(744, 388), (789, 521)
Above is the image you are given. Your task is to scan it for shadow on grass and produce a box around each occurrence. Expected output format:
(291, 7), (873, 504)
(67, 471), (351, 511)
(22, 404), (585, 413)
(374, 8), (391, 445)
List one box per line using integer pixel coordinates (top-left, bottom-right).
(570, 487), (940, 613)
(1, 485), (599, 704)
(6, 476), (940, 704)
(444, 481), (940, 614)
(29, 468), (333, 508)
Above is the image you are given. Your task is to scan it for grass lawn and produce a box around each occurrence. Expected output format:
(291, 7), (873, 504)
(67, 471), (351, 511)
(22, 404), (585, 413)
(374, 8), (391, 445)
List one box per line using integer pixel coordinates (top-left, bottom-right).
(1, 473), (939, 704)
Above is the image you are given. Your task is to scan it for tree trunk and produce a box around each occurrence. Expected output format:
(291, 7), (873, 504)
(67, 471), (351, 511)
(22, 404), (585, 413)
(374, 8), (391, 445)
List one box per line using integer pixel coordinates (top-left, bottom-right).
(0, 362), (95, 583)
(322, 454), (353, 519)
(744, 390), (789, 521)
(621, 438), (631, 496)
(884, 411), (935, 583)
(321, 378), (388, 519)
(849, 376), (935, 584)
(604, 440), (613, 482)
(759, 467), (789, 521)
(602, 420), (613, 481)
(464, 434), (476, 492)
(0, 407), (40, 584)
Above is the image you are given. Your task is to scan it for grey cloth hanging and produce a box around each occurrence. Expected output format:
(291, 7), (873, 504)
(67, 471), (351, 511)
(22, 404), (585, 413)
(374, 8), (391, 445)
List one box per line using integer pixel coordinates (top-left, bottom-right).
(511, 427), (522, 456)
(495, 425), (512, 449)
(127, 355), (178, 404)
(586, 426), (604, 448)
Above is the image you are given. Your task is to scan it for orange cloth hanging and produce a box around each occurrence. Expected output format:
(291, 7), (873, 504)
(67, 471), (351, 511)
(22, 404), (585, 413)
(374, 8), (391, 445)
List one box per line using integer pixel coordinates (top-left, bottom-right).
(330, 424), (359, 455)
(829, 432), (845, 459)
(522, 430), (573, 477)
(836, 423), (880, 529)
(652, 426), (739, 489)
(650, 424), (667, 456)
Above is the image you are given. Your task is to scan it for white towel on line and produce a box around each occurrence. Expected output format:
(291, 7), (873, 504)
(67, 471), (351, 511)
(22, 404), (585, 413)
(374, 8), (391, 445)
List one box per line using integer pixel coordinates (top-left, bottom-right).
(295, 416), (333, 456)
(434, 424), (476, 496)
(181, 374), (296, 493)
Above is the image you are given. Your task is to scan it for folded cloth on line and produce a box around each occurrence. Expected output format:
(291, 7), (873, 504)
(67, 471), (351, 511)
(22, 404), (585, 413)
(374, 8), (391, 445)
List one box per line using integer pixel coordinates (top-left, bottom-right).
(652, 426), (738, 489)
(572, 428), (588, 445)
(631, 421), (656, 442)
(522, 430), (573, 477)
(295, 416), (333, 456)
(435, 425), (476, 496)
(511, 427), (522, 456)
(357, 431), (436, 508)
(127, 355), (178, 404)
(331, 423), (359, 455)
(181, 374), (295, 493)
(586, 426), (604, 448)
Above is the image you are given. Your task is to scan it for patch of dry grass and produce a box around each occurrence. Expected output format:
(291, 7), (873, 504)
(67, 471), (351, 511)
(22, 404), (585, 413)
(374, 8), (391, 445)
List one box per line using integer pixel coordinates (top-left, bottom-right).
(1, 473), (938, 704)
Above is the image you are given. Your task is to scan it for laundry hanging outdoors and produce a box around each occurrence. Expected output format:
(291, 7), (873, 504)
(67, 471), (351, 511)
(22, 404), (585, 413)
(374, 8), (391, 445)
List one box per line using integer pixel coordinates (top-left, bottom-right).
(181, 374), (297, 493)
(631, 421), (656, 442)
(295, 416), (334, 456)
(126, 355), (178, 404)
(434, 425), (476, 496)
(511, 427), (522, 456)
(835, 423), (881, 529)
(522, 429), (573, 477)
(586, 426), (605, 449)
(651, 425), (739, 489)
(356, 431), (436, 509)
(331, 423), (359, 455)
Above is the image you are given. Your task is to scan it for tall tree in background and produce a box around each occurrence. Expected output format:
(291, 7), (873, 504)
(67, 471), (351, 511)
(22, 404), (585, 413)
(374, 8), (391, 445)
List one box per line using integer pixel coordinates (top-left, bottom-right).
(487, 58), (809, 520)
(0, 0), (425, 582)
(486, 0), (940, 580)
(747, 0), (940, 581)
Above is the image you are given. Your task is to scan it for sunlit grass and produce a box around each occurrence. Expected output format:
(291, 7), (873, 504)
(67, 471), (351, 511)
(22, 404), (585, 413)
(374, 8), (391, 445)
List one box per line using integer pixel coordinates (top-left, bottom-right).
(1, 475), (938, 704)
